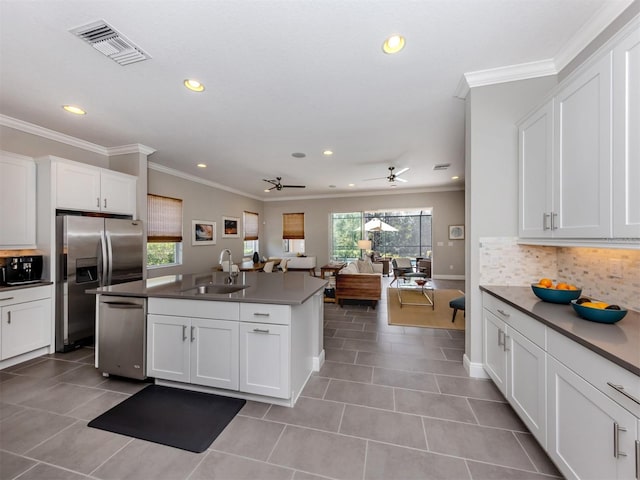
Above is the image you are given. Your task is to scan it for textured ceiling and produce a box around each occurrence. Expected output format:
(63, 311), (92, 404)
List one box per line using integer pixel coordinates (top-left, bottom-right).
(0, 0), (632, 199)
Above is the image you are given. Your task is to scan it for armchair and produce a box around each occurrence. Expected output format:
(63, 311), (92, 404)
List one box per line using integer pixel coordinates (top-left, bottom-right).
(391, 257), (413, 285)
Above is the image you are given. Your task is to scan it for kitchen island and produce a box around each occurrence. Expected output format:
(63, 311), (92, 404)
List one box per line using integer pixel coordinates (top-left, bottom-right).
(91, 271), (327, 407)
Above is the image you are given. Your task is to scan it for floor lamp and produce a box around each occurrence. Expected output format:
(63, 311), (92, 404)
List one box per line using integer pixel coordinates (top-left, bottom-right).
(357, 240), (372, 259)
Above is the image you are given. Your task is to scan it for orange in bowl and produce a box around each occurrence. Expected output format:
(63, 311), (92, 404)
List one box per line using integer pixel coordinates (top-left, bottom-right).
(538, 278), (553, 288)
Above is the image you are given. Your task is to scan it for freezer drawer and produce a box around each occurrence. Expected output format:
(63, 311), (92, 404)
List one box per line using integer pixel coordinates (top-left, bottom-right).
(98, 296), (147, 380)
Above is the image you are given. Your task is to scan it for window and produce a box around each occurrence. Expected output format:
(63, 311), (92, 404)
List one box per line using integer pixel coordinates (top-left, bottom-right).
(330, 212), (362, 261)
(147, 194), (183, 267)
(243, 211), (259, 256)
(329, 209), (432, 261)
(283, 212), (305, 253)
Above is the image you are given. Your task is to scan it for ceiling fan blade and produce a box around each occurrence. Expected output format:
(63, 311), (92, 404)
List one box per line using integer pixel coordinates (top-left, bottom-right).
(282, 185), (306, 188)
(364, 176), (387, 181)
(395, 177), (408, 183)
(395, 167), (410, 176)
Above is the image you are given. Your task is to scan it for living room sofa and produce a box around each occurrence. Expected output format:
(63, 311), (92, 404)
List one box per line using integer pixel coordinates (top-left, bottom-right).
(281, 256), (316, 275)
(335, 260), (383, 308)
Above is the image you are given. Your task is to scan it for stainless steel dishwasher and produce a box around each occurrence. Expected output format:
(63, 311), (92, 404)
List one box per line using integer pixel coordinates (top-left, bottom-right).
(98, 296), (147, 380)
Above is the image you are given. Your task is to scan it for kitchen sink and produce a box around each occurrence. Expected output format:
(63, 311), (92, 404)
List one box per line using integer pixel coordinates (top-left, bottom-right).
(182, 284), (249, 295)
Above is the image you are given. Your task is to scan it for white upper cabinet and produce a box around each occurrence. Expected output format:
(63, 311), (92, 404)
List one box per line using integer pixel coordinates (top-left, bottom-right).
(519, 101), (554, 238)
(553, 52), (612, 238)
(519, 19), (639, 243)
(0, 151), (36, 248)
(55, 158), (136, 216)
(612, 25), (640, 238)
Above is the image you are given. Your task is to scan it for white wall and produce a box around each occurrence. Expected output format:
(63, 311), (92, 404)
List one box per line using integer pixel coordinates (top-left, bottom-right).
(465, 76), (558, 373)
(263, 189), (465, 278)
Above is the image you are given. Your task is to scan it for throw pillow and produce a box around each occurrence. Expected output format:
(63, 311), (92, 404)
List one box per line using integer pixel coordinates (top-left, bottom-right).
(340, 262), (359, 274)
(357, 259), (374, 274)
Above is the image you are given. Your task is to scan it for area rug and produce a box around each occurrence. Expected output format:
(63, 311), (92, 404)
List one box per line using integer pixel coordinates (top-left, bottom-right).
(388, 288), (465, 330)
(88, 385), (245, 453)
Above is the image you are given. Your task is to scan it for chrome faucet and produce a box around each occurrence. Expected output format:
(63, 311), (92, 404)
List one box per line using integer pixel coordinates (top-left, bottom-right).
(219, 249), (235, 283)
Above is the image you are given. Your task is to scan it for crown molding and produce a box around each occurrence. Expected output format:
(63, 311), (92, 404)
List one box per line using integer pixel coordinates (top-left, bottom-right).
(107, 144), (156, 156)
(261, 185), (464, 202)
(554, 0), (636, 71)
(148, 162), (263, 201)
(454, 0), (635, 96)
(0, 114), (156, 158)
(0, 114), (108, 155)
(464, 59), (557, 91)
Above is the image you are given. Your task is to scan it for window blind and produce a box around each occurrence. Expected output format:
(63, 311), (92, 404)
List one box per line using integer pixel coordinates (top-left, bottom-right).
(243, 211), (259, 241)
(147, 194), (183, 242)
(283, 212), (305, 239)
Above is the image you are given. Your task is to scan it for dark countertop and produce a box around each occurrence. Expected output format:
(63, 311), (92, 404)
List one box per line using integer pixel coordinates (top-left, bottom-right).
(480, 285), (640, 376)
(88, 271), (328, 305)
(0, 281), (53, 292)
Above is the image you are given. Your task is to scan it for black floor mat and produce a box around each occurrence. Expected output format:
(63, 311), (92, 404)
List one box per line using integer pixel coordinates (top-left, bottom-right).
(88, 385), (246, 453)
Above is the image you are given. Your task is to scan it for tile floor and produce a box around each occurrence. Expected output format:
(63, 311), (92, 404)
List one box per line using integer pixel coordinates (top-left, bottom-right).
(0, 278), (563, 480)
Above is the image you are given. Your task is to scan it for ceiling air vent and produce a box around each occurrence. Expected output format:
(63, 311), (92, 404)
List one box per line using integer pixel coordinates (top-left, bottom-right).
(70, 20), (151, 66)
(433, 163), (451, 171)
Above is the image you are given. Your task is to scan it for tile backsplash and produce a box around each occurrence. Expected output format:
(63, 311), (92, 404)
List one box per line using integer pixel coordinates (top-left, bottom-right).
(480, 237), (640, 312)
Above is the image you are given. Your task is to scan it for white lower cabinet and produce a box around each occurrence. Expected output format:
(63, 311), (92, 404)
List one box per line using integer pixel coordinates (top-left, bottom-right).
(482, 295), (546, 447)
(147, 314), (239, 390)
(547, 356), (638, 480)
(239, 322), (289, 398)
(0, 286), (51, 361)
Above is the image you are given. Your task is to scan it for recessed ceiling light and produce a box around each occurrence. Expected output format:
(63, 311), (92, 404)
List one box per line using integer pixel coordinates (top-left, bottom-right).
(382, 34), (405, 54)
(291, 152), (306, 158)
(197, 163), (207, 168)
(62, 105), (86, 115)
(184, 79), (205, 92)
(348, 183), (355, 187)
(323, 150), (333, 156)
(264, 189), (270, 193)
(451, 175), (459, 180)
(329, 185), (336, 188)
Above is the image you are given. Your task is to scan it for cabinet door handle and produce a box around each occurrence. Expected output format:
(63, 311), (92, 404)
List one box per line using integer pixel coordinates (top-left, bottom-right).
(253, 312), (270, 317)
(497, 329), (504, 347)
(504, 334), (510, 352)
(104, 198), (107, 209)
(614, 422), (628, 458)
(97, 197), (100, 208)
(497, 309), (510, 317)
(7, 311), (11, 324)
(0, 296), (15, 302)
(607, 382), (640, 406)
(182, 325), (187, 341)
(635, 440), (639, 479)
(551, 212), (558, 230)
(191, 326), (195, 342)
(543, 213), (551, 230)
(253, 328), (270, 333)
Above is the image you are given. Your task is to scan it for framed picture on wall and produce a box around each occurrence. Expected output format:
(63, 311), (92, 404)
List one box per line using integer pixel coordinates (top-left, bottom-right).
(222, 216), (240, 238)
(192, 220), (216, 245)
(448, 225), (464, 240)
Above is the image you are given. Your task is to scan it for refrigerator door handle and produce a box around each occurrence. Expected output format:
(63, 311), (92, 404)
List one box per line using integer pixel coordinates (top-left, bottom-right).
(105, 230), (114, 286)
(99, 230), (108, 287)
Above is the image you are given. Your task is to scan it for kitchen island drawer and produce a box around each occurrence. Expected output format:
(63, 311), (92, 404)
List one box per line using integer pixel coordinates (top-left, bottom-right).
(240, 303), (291, 325)
(148, 297), (239, 320)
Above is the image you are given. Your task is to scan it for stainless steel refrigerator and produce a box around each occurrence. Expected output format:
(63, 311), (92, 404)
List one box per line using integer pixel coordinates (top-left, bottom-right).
(55, 215), (143, 352)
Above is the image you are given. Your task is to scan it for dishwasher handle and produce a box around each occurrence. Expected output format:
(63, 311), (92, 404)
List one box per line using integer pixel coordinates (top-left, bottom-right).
(102, 301), (144, 309)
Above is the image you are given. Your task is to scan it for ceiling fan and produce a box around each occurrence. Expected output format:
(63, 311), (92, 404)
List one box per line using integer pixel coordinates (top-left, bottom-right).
(365, 166), (410, 184)
(262, 177), (306, 191)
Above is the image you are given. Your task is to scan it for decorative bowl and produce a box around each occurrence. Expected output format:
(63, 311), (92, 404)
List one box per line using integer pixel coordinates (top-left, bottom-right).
(571, 300), (627, 324)
(531, 284), (582, 304)
(415, 279), (427, 286)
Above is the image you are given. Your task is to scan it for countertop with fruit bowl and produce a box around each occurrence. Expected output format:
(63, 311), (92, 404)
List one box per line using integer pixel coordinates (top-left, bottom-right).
(480, 285), (640, 376)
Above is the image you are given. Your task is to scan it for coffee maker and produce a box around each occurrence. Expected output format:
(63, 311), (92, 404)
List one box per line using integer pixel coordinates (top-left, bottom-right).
(2, 255), (43, 285)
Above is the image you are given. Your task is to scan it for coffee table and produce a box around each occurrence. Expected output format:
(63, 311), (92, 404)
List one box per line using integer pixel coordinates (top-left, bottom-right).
(320, 263), (346, 279)
(396, 277), (434, 309)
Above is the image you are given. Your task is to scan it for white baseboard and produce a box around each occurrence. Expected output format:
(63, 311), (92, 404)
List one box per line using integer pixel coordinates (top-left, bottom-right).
(313, 349), (325, 371)
(464, 354), (489, 378)
(433, 274), (465, 280)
